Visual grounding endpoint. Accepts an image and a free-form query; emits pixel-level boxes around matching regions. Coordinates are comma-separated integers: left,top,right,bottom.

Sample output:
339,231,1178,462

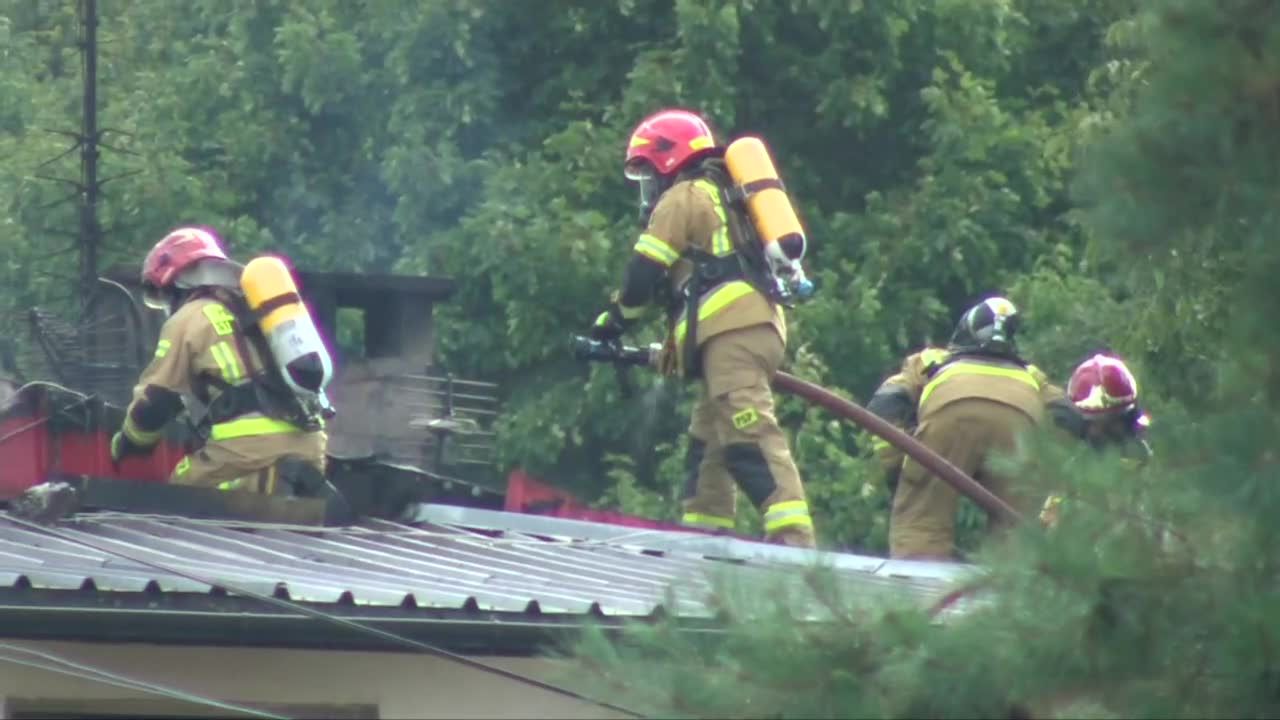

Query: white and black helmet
948,296,1020,357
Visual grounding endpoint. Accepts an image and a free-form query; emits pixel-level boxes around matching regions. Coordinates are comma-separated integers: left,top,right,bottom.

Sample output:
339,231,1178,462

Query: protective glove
110,430,153,467
1039,494,1064,530
589,305,631,343
1126,405,1151,431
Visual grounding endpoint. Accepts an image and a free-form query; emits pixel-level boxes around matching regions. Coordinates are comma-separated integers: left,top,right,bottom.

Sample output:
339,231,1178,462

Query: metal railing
23,280,149,407
396,372,500,470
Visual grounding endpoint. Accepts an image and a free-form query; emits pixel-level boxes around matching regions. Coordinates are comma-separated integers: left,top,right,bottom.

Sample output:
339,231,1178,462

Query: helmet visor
626,161,664,224
637,177,664,218
141,283,168,310
624,160,655,182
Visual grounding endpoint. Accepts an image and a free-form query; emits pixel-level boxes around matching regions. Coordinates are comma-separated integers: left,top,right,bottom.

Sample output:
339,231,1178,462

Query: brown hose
772,371,1024,525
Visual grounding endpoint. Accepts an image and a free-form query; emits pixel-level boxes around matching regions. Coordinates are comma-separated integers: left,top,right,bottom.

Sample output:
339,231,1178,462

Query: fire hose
570,336,1023,525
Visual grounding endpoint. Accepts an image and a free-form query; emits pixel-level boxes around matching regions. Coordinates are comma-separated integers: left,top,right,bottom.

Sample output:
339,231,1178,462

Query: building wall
324,357,433,462
0,640,626,720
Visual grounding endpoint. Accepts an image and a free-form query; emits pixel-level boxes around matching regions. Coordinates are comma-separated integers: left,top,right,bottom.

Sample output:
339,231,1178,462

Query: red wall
505,468,727,535
0,388,182,500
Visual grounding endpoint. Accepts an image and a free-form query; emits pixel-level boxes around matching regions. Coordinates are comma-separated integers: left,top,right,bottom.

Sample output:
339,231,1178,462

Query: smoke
627,377,681,485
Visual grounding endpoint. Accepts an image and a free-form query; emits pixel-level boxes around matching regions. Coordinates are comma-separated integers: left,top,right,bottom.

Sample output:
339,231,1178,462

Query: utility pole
78,0,101,311
25,0,148,395
76,0,103,381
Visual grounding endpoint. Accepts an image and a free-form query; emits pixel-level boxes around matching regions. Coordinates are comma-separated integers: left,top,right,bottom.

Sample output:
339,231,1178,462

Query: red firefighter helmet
624,109,717,223
1068,354,1139,415
624,109,717,179
141,226,230,308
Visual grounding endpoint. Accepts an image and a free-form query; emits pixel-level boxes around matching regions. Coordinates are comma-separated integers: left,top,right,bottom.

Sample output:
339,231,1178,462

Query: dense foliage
0,0,1201,553
4,1,1278,716
566,0,1280,717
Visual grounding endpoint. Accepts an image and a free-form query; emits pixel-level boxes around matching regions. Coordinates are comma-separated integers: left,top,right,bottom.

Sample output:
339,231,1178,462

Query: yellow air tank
240,256,334,413
724,136,808,267
724,136,814,300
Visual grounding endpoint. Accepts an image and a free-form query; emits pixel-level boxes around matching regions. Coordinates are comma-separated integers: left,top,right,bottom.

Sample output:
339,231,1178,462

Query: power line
1,514,641,718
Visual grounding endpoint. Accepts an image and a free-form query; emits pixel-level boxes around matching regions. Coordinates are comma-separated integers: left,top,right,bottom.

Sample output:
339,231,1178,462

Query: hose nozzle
569,336,660,367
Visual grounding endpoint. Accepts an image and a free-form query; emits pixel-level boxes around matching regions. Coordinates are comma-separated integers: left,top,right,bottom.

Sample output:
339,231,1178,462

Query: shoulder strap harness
677,159,787,379
193,289,321,438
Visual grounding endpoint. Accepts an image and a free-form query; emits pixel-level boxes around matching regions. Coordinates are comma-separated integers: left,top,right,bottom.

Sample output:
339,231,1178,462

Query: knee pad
724,442,776,508
276,456,326,497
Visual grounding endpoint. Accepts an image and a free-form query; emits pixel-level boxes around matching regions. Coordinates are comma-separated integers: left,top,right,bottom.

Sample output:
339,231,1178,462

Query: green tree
567,1,1280,716
408,0,1137,552
0,0,1181,555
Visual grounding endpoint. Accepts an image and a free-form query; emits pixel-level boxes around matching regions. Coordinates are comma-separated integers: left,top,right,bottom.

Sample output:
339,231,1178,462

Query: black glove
589,305,631,343
110,431,153,467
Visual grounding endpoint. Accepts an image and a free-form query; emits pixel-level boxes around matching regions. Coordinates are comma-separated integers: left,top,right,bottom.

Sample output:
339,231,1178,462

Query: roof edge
0,592,725,656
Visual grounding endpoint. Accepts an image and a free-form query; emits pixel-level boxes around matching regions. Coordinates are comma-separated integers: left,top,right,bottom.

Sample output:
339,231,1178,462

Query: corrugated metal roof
0,505,982,621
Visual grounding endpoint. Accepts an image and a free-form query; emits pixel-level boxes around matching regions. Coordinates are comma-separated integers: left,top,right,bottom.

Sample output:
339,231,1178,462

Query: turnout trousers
680,324,815,547
170,430,328,496
888,399,1033,560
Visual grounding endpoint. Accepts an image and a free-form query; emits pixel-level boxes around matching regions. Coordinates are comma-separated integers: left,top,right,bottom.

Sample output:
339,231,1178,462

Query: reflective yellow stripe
634,233,680,267
202,303,236,336
693,179,732,256
221,342,244,382
154,339,172,359
217,475,254,492
673,280,757,346
919,362,1040,408
123,416,161,445
209,342,243,384
920,348,950,370
209,416,302,442
209,343,233,382
763,500,814,533
681,513,736,530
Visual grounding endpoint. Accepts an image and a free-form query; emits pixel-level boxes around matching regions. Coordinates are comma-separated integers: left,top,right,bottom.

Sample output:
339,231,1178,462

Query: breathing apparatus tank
239,256,335,417
723,136,815,301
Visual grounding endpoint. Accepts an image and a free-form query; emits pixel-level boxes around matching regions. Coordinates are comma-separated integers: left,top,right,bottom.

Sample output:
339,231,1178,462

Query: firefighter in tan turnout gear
109,227,328,495
586,109,815,547
867,297,1071,560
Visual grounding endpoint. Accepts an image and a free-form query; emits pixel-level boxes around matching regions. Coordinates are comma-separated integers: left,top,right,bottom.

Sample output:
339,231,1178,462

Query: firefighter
1065,353,1151,456
109,226,328,495
866,297,1070,560
1039,353,1152,528
586,109,815,548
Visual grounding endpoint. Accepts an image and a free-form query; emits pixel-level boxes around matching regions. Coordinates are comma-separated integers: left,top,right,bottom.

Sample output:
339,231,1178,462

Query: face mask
142,286,167,311
143,286,177,317
637,177,663,224
625,162,666,225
